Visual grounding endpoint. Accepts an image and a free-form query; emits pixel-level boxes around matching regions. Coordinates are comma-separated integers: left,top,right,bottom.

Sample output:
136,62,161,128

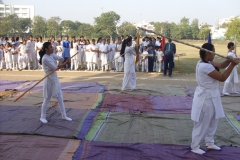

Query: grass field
173,40,240,74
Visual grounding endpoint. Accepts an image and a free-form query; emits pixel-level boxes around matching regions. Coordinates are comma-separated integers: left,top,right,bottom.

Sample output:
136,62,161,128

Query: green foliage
46,16,61,37
220,22,229,28
191,19,200,39
117,21,137,36
17,18,31,34
32,15,47,36
94,11,120,38
198,25,211,40
225,17,240,39
77,23,95,39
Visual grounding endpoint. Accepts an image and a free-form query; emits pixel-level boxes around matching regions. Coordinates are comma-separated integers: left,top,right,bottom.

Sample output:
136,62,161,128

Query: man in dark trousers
163,37,176,77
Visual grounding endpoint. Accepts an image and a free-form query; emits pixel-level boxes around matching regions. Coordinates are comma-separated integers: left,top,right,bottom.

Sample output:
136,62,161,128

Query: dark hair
120,36,132,57
227,42,234,49
200,43,214,63
97,37,102,43
39,42,51,65
200,43,219,71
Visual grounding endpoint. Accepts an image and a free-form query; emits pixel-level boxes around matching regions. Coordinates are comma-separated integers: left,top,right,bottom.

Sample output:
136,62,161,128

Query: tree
117,21,137,36
60,20,77,36
178,17,192,39
191,19,200,39
0,20,10,35
6,14,19,34
77,23,94,38
225,17,240,39
32,15,47,36
198,25,211,40
220,22,229,28
17,18,32,35
46,17,61,37
94,11,120,38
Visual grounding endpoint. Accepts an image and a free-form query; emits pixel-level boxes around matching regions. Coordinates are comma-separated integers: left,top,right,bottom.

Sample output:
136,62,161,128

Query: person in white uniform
114,38,123,72
110,38,116,71
99,39,109,71
0,44,4,71
96,38,102,70
191,43,240,155
70,37,79,70
89,39,98,71
26,35,36,70
36,37,43,69
17,40,28,71
121,37,136,91
155,46,164,73
38,42,72,123
11,43,18,70
141,46,148,72
4,42,12,71
222,42,239,95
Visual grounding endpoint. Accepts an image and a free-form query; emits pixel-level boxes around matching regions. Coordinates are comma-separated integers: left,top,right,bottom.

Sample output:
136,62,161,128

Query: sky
4,0,240,26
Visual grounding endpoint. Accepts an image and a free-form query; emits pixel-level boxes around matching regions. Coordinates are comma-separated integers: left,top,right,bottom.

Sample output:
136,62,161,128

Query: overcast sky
4,0,240,25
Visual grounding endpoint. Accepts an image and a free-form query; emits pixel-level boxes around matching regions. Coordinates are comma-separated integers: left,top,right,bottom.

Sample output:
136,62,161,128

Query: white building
218,16,240,26
133,21,155,35
210,27,226,40
0,0,34,19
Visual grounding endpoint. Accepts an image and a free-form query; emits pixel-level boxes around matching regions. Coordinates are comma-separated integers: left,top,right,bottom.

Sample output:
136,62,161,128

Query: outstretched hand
232,58,240,65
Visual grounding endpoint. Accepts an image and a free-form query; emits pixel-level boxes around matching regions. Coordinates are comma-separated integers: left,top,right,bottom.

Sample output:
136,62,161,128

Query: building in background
133,21,155,35
0,0,34,19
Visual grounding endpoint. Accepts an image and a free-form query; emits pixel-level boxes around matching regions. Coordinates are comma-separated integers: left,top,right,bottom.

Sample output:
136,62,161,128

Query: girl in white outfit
85,40,92,71
78,41,85,69
70,37,79,70
36,37,43,70
26,35,36,70
18,40,28,71
96,38,102,70
4,42,12,71
222,42,239,95
90,39,98,71
39,42,72,123
114,38,123,72
191,43,240,155
155,46,164,73
11,43,18,70
0,44,4,71
121,37,136,91
141,46,148,72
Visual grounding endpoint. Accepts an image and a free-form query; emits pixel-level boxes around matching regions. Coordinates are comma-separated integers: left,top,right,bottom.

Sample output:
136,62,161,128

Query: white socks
62,116,72,121
40,117,48,123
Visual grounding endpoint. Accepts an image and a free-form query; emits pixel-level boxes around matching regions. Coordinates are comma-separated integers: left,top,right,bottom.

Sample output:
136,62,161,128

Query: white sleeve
43,57,58,70
52,54,64,63
203,64,215,74
125,47,136,56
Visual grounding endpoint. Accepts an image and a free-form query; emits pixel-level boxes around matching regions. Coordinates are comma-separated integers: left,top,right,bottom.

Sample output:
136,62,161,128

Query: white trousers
71,59,79,70
41,92,67,119
191,99,218,150
6,61,12,69
0,60,3,69
122,72,136,91
115,62,123,72
156,62,162,72
223,75,237,93
142,59,148,72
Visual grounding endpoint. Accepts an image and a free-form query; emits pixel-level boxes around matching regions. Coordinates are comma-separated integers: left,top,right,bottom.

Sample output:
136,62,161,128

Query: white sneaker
62,116,72,121
232,91,239,94
207,144,221,150
191,149,206,155
222,92,230,96
40,118,48,123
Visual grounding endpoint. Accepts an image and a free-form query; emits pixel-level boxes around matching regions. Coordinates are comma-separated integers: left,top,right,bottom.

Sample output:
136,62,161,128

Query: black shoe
169,75,172,78
164,74,166,76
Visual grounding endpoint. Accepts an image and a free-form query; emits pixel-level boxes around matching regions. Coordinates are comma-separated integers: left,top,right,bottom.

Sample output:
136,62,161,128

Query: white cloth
191,98,219,150
90,44,98,63
18,44,28,70
122,46,136,91
52,41,57,54
36,42,43,60
26,40,35,60
191,61,225,122
141,51,148,72
114,44,123,62
0,49,3,69
225,52,238,83
77,44,85,63
56,46,63,57
100,44,109,69
156,51,163,72
42,54,64,98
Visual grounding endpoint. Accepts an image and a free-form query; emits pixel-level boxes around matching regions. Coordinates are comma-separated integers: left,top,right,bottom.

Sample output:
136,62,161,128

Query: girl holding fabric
39,42,72,124
191,43,239,155
222,42,239,95
121,36,136,91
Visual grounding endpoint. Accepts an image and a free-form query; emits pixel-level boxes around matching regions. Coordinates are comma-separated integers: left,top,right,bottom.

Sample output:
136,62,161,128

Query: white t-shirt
196,62,216,88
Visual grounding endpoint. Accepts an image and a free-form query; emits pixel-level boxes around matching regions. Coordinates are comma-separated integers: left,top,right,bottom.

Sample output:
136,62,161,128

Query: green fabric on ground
108,83,187,96
226,114,240,132
87,112,240,147
222,96,240,115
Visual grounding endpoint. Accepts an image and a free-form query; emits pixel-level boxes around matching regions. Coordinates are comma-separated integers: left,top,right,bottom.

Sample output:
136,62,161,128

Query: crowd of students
0,35,166,73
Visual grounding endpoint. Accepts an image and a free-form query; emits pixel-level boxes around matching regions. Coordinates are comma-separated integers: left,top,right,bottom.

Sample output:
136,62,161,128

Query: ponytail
120,36,132,57
39,42,51,65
